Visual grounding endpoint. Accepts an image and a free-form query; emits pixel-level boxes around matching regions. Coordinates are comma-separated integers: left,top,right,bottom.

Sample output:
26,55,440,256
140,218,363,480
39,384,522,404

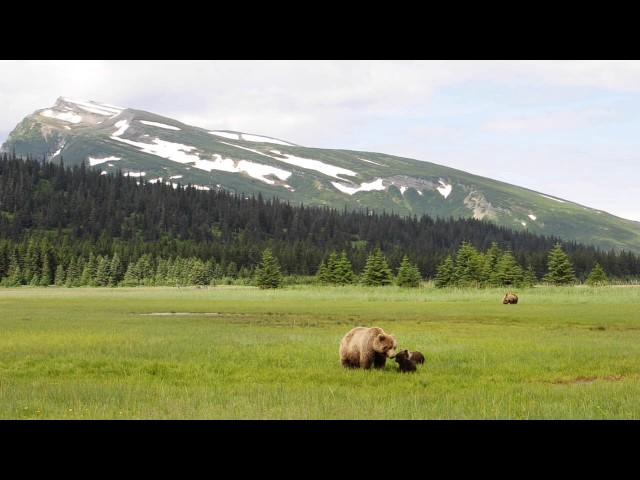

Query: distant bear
394,350,417,373
503,293,518,304
408,351,425,364
339,326,398,369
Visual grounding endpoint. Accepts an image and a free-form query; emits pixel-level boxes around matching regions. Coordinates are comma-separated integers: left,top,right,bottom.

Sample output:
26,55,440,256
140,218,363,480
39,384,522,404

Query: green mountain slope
3,97,639,252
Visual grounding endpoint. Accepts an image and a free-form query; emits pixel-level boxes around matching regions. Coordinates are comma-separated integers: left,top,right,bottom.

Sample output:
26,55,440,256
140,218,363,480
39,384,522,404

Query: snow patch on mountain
218,142,274,159
218,142,357,180
209,131,240,140
41,109,82,124
233,160,292,185
139,120,181,131
437,180,452,199
358,157,385,166
112,120,130,137
60,98,122,116
528,214,537,221
209,131,294,146
539,193,566,204
124,171,146,177
88,156,122,166
331,178,385,195
110,136,291,185
240,133,294,146
268,149,357,180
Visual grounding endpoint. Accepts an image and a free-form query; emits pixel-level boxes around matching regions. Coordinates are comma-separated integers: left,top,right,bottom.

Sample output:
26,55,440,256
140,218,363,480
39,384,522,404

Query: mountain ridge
3,96,639,253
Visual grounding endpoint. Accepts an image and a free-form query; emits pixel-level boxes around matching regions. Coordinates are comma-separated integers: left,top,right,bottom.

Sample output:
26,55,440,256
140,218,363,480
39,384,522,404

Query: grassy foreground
1,285,639,419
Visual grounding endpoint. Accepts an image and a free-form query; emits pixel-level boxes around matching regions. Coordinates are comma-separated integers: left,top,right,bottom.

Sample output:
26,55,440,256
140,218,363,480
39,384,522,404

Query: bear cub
408,351,425,364
394,350,417,373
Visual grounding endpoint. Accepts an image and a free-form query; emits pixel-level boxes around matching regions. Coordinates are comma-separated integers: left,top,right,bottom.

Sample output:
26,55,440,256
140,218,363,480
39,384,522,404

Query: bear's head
394,350,410,364
374,332,398,358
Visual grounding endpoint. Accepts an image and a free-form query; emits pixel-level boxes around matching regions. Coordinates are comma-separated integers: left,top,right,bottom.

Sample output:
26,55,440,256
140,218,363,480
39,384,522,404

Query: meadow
1,284,639,419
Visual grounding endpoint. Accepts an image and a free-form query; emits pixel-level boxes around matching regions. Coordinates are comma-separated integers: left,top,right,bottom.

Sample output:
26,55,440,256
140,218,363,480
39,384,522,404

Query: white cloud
484,107,616,134
3,60,640,144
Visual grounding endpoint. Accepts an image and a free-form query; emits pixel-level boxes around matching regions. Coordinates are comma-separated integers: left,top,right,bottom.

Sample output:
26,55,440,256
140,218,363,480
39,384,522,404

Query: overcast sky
1,60,639,221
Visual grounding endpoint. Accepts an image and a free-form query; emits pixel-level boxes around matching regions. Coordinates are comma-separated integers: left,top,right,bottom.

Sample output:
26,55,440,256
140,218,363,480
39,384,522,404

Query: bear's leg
341,351,359,368
360,353,374,369
373,353,386,369
341,358,356,368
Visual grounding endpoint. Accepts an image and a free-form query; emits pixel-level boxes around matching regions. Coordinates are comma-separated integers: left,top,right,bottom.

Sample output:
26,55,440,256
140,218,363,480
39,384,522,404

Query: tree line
0,152,638,287
432,241,610,288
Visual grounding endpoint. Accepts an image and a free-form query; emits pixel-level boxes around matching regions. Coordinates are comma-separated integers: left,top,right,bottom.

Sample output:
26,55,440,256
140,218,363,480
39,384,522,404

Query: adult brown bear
339,327,398,369
503,293,518,304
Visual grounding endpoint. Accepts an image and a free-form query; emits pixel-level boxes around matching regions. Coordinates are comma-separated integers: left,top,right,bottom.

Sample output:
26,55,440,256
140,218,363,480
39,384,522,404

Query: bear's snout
387,348,397,358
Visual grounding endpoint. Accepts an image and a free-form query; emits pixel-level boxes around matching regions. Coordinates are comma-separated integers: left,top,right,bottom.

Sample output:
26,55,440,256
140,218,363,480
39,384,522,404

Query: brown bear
339,326,398,369
503,293,518,304
408,351,425,364
394,350,417,373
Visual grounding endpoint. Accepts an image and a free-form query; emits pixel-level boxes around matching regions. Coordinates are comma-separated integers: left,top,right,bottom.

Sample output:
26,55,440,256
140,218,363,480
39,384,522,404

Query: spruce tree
326,252,339,284
481,242,502,285
523,264,538,287
434,255,455,288
24,239,40,285
122,262,140,287
543,244,577,285
65,257,80,287
489,251,524,287
587,263,609,286
205,259,217,281
38,253,52,286
94,256,111,287
334,251,354,285
453,242,482,287
54,264,66,286
212,263,225,281
5,255,23,286
81,254,98,286
396,255,422,287
109,253,124,286
361,248,393,286
239,266,252,279
135,255,154,285
226,261,238,279
190,258,210,286
316,259,331,284
255,248,283,289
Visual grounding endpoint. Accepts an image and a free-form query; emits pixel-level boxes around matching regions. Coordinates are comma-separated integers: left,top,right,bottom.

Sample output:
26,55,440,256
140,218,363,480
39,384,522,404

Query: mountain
3,96,640,253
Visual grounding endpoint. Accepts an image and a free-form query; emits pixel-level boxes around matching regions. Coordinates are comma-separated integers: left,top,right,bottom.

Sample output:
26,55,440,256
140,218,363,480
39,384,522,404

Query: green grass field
1,285,639,419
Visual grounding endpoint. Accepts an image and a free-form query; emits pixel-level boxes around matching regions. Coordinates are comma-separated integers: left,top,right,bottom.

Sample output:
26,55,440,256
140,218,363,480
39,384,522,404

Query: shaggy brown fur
503,293,518,304
408,351,425,364
394,350,417,373
339,327,398,369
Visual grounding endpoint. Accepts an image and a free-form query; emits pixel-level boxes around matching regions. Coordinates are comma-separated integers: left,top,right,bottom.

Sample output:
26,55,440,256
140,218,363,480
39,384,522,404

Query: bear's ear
378,334,386,341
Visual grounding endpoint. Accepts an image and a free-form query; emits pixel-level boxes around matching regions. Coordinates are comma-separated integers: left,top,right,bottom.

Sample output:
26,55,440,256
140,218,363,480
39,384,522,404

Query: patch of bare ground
551,375,625,385
139,312,250,316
